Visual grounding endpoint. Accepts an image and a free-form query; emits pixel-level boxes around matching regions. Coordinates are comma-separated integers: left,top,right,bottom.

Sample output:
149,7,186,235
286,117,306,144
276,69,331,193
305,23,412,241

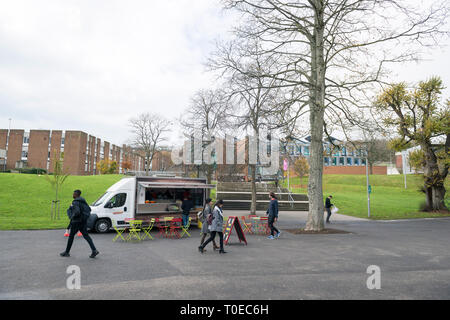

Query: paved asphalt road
1,211,449,300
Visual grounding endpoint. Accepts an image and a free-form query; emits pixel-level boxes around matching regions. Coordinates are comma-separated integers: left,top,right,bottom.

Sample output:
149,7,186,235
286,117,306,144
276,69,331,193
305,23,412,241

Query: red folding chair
168,218,182,239
155,218,168,238
240,216,253,234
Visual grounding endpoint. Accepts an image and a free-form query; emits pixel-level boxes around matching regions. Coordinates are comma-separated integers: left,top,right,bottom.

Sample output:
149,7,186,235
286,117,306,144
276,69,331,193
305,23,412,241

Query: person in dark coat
198,199,227,254
181,196,193,227
60,190,99,258
325,195,334,223
266,192,280,239
199,198,218,251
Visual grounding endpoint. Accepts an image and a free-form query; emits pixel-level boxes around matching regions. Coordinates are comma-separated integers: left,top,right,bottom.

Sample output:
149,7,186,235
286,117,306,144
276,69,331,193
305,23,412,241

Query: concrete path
0,213,449,300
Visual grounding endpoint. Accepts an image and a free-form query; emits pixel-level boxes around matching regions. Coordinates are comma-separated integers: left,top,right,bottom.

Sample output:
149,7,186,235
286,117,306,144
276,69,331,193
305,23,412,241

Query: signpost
366,156,371,218
401,150,408,189
283,159,289,191
223,216,247,245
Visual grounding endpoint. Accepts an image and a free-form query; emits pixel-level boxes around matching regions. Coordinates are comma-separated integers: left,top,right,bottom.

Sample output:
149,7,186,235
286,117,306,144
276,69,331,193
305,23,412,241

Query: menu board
223,216,247,245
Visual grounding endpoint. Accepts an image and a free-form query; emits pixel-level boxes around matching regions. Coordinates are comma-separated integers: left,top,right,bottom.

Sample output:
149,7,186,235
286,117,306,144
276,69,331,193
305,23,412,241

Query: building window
61,137,65,145
303,146,310,156
333,148,340,156
347,157,352,166
23,135,30,144
348,148,354,156
342,147,347,156
324,157,330,166
332,157,337,166
339,157,345,166
362,158,367,165
22,151,28,158
354,158,360,166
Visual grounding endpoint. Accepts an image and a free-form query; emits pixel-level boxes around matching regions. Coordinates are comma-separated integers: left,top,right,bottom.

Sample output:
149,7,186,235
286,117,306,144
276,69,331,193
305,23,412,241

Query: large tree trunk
206,165,212,198
305,3,326,231
250,164,257,214
423,145,447,211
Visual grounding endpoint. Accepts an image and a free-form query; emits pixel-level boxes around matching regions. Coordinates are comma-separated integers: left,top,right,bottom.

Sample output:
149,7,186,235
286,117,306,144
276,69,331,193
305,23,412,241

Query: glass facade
284,140,366,166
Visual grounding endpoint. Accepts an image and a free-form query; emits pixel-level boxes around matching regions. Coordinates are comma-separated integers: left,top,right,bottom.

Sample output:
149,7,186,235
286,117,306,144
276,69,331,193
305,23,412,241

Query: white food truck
89,176,215,233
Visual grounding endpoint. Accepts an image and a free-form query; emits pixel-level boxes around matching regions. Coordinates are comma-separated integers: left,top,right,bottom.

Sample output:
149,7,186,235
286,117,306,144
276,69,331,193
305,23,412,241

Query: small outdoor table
251,217,270,235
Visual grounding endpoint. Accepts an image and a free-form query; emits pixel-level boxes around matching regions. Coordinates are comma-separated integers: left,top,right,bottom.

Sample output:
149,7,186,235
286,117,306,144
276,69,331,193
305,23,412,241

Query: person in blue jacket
266,192,281,239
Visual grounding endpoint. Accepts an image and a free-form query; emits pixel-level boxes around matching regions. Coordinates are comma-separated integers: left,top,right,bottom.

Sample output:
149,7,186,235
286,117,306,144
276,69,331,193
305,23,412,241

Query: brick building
0,129,144,175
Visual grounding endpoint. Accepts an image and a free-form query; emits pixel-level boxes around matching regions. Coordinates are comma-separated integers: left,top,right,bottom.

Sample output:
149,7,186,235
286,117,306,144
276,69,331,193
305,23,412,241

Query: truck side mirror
105,202,113,209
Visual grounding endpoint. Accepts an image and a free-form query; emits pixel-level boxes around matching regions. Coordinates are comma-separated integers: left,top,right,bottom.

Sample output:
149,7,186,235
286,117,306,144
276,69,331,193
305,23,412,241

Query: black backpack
206,213,214,225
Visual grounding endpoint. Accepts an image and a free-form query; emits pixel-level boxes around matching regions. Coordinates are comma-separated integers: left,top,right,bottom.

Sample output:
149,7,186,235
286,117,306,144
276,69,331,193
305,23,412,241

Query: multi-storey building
0,129,144,175
283,136,389,175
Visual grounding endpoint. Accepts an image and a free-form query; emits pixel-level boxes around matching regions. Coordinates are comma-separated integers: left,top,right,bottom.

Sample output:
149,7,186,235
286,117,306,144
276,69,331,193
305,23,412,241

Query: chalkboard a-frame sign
223,216,247,245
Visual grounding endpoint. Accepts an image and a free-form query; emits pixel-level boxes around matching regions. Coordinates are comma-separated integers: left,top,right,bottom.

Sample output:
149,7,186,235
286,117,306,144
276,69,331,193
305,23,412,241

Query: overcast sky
0,0,449,147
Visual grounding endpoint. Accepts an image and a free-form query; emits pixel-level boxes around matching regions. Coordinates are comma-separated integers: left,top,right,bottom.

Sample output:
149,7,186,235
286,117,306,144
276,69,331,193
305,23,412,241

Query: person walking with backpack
198,199,227,254
60,190,99,258
266,192,280,239
199,198,219,251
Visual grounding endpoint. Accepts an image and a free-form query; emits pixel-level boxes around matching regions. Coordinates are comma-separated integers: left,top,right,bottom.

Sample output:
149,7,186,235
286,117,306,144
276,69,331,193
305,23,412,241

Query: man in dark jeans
325,195,334,223
61,190,99,258
181,196,193,228
267,192,280,239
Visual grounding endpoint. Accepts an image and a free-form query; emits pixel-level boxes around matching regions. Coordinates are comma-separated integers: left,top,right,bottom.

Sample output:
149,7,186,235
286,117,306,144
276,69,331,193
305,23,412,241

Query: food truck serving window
138,182,215,189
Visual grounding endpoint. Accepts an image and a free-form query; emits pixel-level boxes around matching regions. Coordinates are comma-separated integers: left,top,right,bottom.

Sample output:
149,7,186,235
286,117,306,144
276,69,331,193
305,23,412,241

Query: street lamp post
365,152,371,218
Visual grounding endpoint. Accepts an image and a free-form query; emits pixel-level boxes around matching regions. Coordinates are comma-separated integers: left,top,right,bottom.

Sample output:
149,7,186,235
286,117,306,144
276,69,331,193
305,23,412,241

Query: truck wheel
95,219,111,233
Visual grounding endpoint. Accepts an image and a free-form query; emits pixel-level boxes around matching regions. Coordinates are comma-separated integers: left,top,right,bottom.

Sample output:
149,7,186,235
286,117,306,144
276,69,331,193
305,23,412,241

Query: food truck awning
138,182,216,189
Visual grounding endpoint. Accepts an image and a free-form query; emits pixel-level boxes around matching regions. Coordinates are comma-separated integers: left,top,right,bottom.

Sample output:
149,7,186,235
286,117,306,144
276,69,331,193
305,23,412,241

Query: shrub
18,167,47,175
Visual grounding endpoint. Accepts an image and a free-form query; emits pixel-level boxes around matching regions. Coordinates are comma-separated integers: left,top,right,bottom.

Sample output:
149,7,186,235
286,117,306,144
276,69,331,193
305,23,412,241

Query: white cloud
0,0,448,147
0,0,236,145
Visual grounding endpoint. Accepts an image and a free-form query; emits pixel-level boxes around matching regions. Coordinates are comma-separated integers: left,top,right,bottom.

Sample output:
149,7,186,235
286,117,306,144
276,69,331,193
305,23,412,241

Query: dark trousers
268,218,279,236
200,231,223,251
65,222,97,253
182,214,189,227
326,208,332,222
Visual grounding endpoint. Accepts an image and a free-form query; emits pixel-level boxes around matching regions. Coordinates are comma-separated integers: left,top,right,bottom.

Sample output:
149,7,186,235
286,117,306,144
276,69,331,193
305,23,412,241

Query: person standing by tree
325,195,334,224
267,192,280,239
181,195,193,228
198,200,227,254
60,190,99,258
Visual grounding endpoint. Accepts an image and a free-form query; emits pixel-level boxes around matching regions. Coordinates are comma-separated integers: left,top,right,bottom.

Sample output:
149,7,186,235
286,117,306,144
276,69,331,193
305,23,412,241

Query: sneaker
64,232,69,237
60,252,70,257
219,250,227,254
267,235,275,240
276,231,281,238
77,232,82,237
90,250,99,259
198,246,204,254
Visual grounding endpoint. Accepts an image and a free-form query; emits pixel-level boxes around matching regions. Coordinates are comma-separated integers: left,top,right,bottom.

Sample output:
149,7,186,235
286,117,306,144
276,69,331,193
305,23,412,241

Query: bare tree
129,113,172,175
209,39,301,213
222,0,449,230
180,89,231,186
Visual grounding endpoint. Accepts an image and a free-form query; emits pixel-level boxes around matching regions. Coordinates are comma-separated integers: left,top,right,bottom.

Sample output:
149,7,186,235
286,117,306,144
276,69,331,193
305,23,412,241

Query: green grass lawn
0,173,449,230
281,174,450,220
0,173,123,230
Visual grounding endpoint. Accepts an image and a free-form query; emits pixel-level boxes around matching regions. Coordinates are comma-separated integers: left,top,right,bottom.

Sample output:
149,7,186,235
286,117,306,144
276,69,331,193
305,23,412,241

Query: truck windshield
92,192,111,207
